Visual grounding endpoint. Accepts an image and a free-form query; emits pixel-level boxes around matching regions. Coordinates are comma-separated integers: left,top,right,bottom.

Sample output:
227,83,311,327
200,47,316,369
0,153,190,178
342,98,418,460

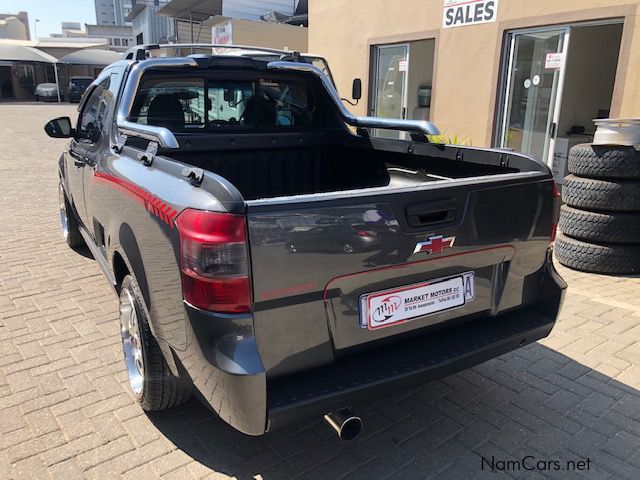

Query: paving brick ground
1,103,640,479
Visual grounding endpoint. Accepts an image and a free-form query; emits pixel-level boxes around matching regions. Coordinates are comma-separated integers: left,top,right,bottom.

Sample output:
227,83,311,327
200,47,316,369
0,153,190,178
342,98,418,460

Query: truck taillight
551,182,561,243
175,209,251,313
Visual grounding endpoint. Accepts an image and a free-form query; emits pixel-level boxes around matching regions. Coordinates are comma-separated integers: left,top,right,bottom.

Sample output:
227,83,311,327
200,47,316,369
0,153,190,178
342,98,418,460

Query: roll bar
267,62,440,137
115,57,440,149
116,57,198,149
123,43,300,60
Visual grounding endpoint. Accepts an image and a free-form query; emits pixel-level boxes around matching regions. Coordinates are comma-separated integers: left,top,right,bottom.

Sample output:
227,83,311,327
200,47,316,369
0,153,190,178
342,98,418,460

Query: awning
158,0,222,21
0,43,57,63
57,49,122,66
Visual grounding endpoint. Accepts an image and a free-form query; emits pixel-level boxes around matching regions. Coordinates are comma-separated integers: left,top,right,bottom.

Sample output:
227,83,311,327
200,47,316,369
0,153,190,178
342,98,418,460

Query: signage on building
545,52,564,69
213,22,233,45
443,0,499,28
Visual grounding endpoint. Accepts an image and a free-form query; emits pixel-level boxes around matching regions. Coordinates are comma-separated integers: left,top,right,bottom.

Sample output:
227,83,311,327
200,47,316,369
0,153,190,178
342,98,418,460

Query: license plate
360,272,475,330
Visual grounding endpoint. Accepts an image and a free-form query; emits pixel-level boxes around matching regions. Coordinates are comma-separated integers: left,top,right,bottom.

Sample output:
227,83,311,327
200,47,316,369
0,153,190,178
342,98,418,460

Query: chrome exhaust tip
324,409,362,440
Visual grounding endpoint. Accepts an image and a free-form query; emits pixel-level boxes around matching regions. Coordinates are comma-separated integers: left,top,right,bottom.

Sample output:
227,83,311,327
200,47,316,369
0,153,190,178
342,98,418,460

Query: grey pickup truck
46,44,566,439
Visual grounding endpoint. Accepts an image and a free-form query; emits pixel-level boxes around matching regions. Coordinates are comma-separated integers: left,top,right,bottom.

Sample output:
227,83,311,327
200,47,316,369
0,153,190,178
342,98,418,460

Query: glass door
500,28,570,165
371,44,410,139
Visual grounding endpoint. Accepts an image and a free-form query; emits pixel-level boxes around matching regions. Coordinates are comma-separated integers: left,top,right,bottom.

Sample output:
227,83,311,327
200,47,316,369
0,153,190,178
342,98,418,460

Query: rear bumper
266,249,566,431
183,249,565,435
268,299,559,430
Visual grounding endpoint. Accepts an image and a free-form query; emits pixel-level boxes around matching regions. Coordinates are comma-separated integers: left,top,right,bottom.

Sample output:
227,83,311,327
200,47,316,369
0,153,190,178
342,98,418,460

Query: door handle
70,149,86,167
406,199,457,227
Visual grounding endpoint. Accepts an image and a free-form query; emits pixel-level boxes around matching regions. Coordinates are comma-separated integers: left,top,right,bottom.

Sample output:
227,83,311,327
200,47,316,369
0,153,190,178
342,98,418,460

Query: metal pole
53,63,61,103
190,12,194,54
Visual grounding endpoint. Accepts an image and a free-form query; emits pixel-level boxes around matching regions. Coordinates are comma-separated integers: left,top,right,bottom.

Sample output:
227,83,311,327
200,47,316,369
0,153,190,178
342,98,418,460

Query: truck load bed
163,133,520,200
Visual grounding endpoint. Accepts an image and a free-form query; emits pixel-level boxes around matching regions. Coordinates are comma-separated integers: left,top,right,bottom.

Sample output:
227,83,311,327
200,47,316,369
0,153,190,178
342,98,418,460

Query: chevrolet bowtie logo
413,235,456,255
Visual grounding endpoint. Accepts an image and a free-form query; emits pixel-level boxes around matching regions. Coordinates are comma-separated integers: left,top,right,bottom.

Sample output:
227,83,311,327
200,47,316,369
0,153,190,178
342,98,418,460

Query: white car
35,83,59,102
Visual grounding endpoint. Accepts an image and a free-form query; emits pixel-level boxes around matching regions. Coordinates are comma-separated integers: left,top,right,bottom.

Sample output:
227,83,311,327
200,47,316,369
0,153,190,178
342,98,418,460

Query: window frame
75,69,123,147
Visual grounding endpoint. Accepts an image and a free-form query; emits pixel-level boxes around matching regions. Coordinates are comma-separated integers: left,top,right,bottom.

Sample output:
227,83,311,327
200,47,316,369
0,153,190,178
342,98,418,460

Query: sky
1,0,97,38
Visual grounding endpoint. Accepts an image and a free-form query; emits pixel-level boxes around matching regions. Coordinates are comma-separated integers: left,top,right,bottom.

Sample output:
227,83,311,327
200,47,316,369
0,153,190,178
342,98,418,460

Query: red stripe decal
93,172,177,228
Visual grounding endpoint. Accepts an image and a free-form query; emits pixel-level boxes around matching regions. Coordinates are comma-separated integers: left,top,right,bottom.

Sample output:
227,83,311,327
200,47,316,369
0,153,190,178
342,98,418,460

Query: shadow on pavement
71,244,94,260
147,343,640,479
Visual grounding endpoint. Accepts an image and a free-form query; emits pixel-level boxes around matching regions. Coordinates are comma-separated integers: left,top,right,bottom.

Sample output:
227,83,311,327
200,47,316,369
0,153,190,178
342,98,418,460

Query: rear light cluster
175,209,252,313
551,182,561,243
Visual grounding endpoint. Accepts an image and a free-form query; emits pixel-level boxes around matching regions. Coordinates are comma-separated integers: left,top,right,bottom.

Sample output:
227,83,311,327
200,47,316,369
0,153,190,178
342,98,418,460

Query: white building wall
0,17,28,40
222,0,298,20
132,4,173,44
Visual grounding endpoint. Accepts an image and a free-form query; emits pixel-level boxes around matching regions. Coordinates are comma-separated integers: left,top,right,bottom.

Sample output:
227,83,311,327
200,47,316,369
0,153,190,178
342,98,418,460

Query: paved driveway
1,103,640,479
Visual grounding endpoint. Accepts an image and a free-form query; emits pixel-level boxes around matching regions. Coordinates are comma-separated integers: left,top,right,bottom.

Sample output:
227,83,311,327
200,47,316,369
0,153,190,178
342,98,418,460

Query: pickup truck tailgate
247,176,554,377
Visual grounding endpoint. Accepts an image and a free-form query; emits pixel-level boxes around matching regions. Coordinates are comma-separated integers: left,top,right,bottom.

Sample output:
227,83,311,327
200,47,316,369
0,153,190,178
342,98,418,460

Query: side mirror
352,78,362,101
44,117,74,138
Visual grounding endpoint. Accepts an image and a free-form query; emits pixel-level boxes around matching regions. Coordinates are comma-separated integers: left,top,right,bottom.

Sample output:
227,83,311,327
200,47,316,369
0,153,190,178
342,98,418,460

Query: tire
119,275,190,411
562,175,640,212
554,232,640,274
568,144,640,179
59,183,84,248
559,205,640,244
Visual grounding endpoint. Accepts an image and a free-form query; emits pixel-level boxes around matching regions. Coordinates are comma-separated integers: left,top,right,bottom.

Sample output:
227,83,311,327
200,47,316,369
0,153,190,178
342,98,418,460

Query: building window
123,39,129,46
45,65,56,83
114,38,121,46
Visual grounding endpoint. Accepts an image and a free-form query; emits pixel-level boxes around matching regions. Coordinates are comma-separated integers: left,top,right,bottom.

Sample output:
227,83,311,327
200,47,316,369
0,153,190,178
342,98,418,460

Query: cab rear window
131,76,316,131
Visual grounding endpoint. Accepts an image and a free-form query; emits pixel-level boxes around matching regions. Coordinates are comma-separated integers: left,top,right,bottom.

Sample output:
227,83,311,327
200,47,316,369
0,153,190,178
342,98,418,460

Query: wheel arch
113,222,151,308
113,251,129,293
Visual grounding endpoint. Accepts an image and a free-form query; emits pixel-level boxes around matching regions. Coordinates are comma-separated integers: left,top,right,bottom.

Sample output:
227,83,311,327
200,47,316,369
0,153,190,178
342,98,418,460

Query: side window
77,77,113,143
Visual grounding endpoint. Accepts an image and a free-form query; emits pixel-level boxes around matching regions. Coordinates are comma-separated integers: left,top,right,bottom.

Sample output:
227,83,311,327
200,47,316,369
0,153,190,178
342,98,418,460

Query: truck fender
117,222,150,307
113,223,181,376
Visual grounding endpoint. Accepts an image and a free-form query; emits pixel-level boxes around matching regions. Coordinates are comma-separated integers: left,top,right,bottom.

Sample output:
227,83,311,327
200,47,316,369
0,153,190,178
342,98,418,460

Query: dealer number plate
360,272,475,330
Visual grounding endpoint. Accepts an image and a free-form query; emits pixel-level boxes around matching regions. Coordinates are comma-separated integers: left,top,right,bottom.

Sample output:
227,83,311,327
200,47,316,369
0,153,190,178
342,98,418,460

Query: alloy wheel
59,184,69,241
120,288,144,396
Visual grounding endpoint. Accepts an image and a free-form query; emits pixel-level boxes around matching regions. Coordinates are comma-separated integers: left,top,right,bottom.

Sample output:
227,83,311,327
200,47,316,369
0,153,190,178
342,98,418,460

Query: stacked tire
555,144,640,274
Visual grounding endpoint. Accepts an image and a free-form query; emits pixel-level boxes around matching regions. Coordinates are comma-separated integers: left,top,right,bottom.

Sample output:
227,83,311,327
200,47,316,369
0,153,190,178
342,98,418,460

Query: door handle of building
549,122,558,139
402,107,407,119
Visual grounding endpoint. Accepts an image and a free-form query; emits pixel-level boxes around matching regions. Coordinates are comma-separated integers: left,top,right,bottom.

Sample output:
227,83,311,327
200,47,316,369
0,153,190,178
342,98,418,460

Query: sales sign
443,0,499,29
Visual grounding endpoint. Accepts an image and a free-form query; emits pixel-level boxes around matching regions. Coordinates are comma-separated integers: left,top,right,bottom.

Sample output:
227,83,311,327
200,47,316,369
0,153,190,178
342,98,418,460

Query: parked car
67,76,94,103
34,83,59,102
45,44,566,439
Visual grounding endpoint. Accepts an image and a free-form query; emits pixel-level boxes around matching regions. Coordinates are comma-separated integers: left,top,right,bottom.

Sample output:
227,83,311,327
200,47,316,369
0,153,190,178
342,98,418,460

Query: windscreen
131,76,317,131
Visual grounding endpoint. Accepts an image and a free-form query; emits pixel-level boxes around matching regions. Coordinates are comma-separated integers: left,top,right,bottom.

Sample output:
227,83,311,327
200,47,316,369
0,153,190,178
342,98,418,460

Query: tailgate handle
406,200,457,227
